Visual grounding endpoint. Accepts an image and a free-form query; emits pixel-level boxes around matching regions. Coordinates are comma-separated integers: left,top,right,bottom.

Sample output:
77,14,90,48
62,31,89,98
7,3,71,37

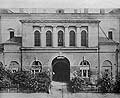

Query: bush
0,65,12,90
113,72,120,93
68,77,86,93
11,71,51,93
97,73,113,93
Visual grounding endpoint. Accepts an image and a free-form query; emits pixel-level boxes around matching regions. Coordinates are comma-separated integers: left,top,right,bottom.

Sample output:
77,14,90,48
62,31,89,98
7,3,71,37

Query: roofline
99,42,119,45
3,42,21,46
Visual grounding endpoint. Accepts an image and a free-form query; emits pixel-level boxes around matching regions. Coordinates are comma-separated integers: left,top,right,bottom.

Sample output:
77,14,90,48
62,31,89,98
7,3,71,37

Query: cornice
20,19,100,23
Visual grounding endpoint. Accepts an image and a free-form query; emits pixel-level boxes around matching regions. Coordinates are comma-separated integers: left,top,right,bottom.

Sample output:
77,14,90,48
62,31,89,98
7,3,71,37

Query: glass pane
108,31,112,40
81,30,87,46
70,31,75,46
83,70,87,77
46,31,52,46
10,31,14,38
34,31,40,46
58,31,64,46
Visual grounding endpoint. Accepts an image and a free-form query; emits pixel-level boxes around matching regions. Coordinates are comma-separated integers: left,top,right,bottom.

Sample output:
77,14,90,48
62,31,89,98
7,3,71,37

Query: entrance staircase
49,81,70,98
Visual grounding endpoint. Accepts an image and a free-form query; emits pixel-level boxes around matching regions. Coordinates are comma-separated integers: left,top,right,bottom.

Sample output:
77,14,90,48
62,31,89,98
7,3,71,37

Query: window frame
108,31,113,40
69,30,76,46
46,31,52,47
81,30,88,47
34,30,41,46
58,30,64,47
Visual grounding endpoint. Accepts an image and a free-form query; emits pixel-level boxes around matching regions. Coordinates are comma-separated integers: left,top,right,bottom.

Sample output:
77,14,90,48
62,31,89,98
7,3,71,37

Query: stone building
0,8,119,84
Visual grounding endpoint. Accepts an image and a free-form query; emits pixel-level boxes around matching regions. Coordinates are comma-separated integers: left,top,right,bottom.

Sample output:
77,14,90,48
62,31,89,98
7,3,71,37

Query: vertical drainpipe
116,48,119,78
116,17,120,77
0,15,5,67
20,22,23,71
98,21,100,80
119,17,120,74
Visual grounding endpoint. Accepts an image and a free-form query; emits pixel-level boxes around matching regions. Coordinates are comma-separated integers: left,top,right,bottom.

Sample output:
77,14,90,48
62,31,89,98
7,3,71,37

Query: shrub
0,65,12,90
113,72,120,93
68,77,86,93
97,73,113,93
11,71,51,93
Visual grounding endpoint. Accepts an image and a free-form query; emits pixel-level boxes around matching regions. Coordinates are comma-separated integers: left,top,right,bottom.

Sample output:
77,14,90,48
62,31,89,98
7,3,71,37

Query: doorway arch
52,56,70,82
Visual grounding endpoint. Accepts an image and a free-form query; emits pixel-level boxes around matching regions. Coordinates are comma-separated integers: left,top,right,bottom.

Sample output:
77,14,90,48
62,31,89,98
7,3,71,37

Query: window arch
46,31,52,46
81,30,88,47
58,30,64,46
32,61,42,66
80,60,90,66
79,60,90,78
34,30,41,46
102,60,112,67
69,30,75,46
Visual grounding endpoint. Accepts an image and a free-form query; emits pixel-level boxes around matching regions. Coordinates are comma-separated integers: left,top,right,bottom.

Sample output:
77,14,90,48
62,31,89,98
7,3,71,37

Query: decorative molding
20,19,100,23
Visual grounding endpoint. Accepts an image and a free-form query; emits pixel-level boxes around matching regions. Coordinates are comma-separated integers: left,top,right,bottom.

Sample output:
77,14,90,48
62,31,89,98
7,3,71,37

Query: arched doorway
52,56,70,82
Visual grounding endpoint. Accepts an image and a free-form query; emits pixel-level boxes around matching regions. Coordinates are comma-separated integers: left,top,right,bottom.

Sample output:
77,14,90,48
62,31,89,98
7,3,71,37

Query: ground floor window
31,60,42,74
79,69,90,78
31,69,41,74
80,60,90,78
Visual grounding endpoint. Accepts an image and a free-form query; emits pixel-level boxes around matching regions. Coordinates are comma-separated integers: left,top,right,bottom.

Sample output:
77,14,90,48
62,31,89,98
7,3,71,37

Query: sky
0,0,120,8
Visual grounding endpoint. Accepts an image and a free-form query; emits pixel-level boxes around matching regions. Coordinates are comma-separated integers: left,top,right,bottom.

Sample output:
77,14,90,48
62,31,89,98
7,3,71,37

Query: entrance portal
52,56,70,82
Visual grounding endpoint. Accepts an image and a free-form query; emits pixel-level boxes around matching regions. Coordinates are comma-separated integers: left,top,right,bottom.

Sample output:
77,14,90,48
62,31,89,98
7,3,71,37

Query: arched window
31,61,42,74
69,30,75,46
9,61,20,73
34,30,40,46
80,60,90,78
102,60,112,77
58,30,64,46
81,30,88,47
46,31,52,46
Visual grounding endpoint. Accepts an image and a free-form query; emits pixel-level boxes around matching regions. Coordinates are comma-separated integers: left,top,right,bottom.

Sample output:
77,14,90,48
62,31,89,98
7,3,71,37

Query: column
76,27,81,47
86,70,88,78
81,70,83,77
41,26,46,47
53,26,58,47
65,26,69,47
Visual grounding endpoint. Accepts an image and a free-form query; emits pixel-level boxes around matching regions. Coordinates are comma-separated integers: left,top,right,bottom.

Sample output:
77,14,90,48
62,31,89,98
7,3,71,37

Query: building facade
0,8,119,84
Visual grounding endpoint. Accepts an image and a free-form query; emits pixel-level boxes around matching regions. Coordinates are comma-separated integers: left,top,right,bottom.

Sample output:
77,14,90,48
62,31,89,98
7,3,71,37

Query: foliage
68,77,86,93
0,66,12,89
11,71,51,93
113,72,120,93
97,73,113,93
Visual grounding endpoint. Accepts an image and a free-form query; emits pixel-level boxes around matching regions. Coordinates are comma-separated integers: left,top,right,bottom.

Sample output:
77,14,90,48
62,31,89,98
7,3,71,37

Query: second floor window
81,30,88,47
10,31,14,39
34,31,41,46
69,30,75,46
46,31,52,46
58,30,64,46
108,31,113,40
